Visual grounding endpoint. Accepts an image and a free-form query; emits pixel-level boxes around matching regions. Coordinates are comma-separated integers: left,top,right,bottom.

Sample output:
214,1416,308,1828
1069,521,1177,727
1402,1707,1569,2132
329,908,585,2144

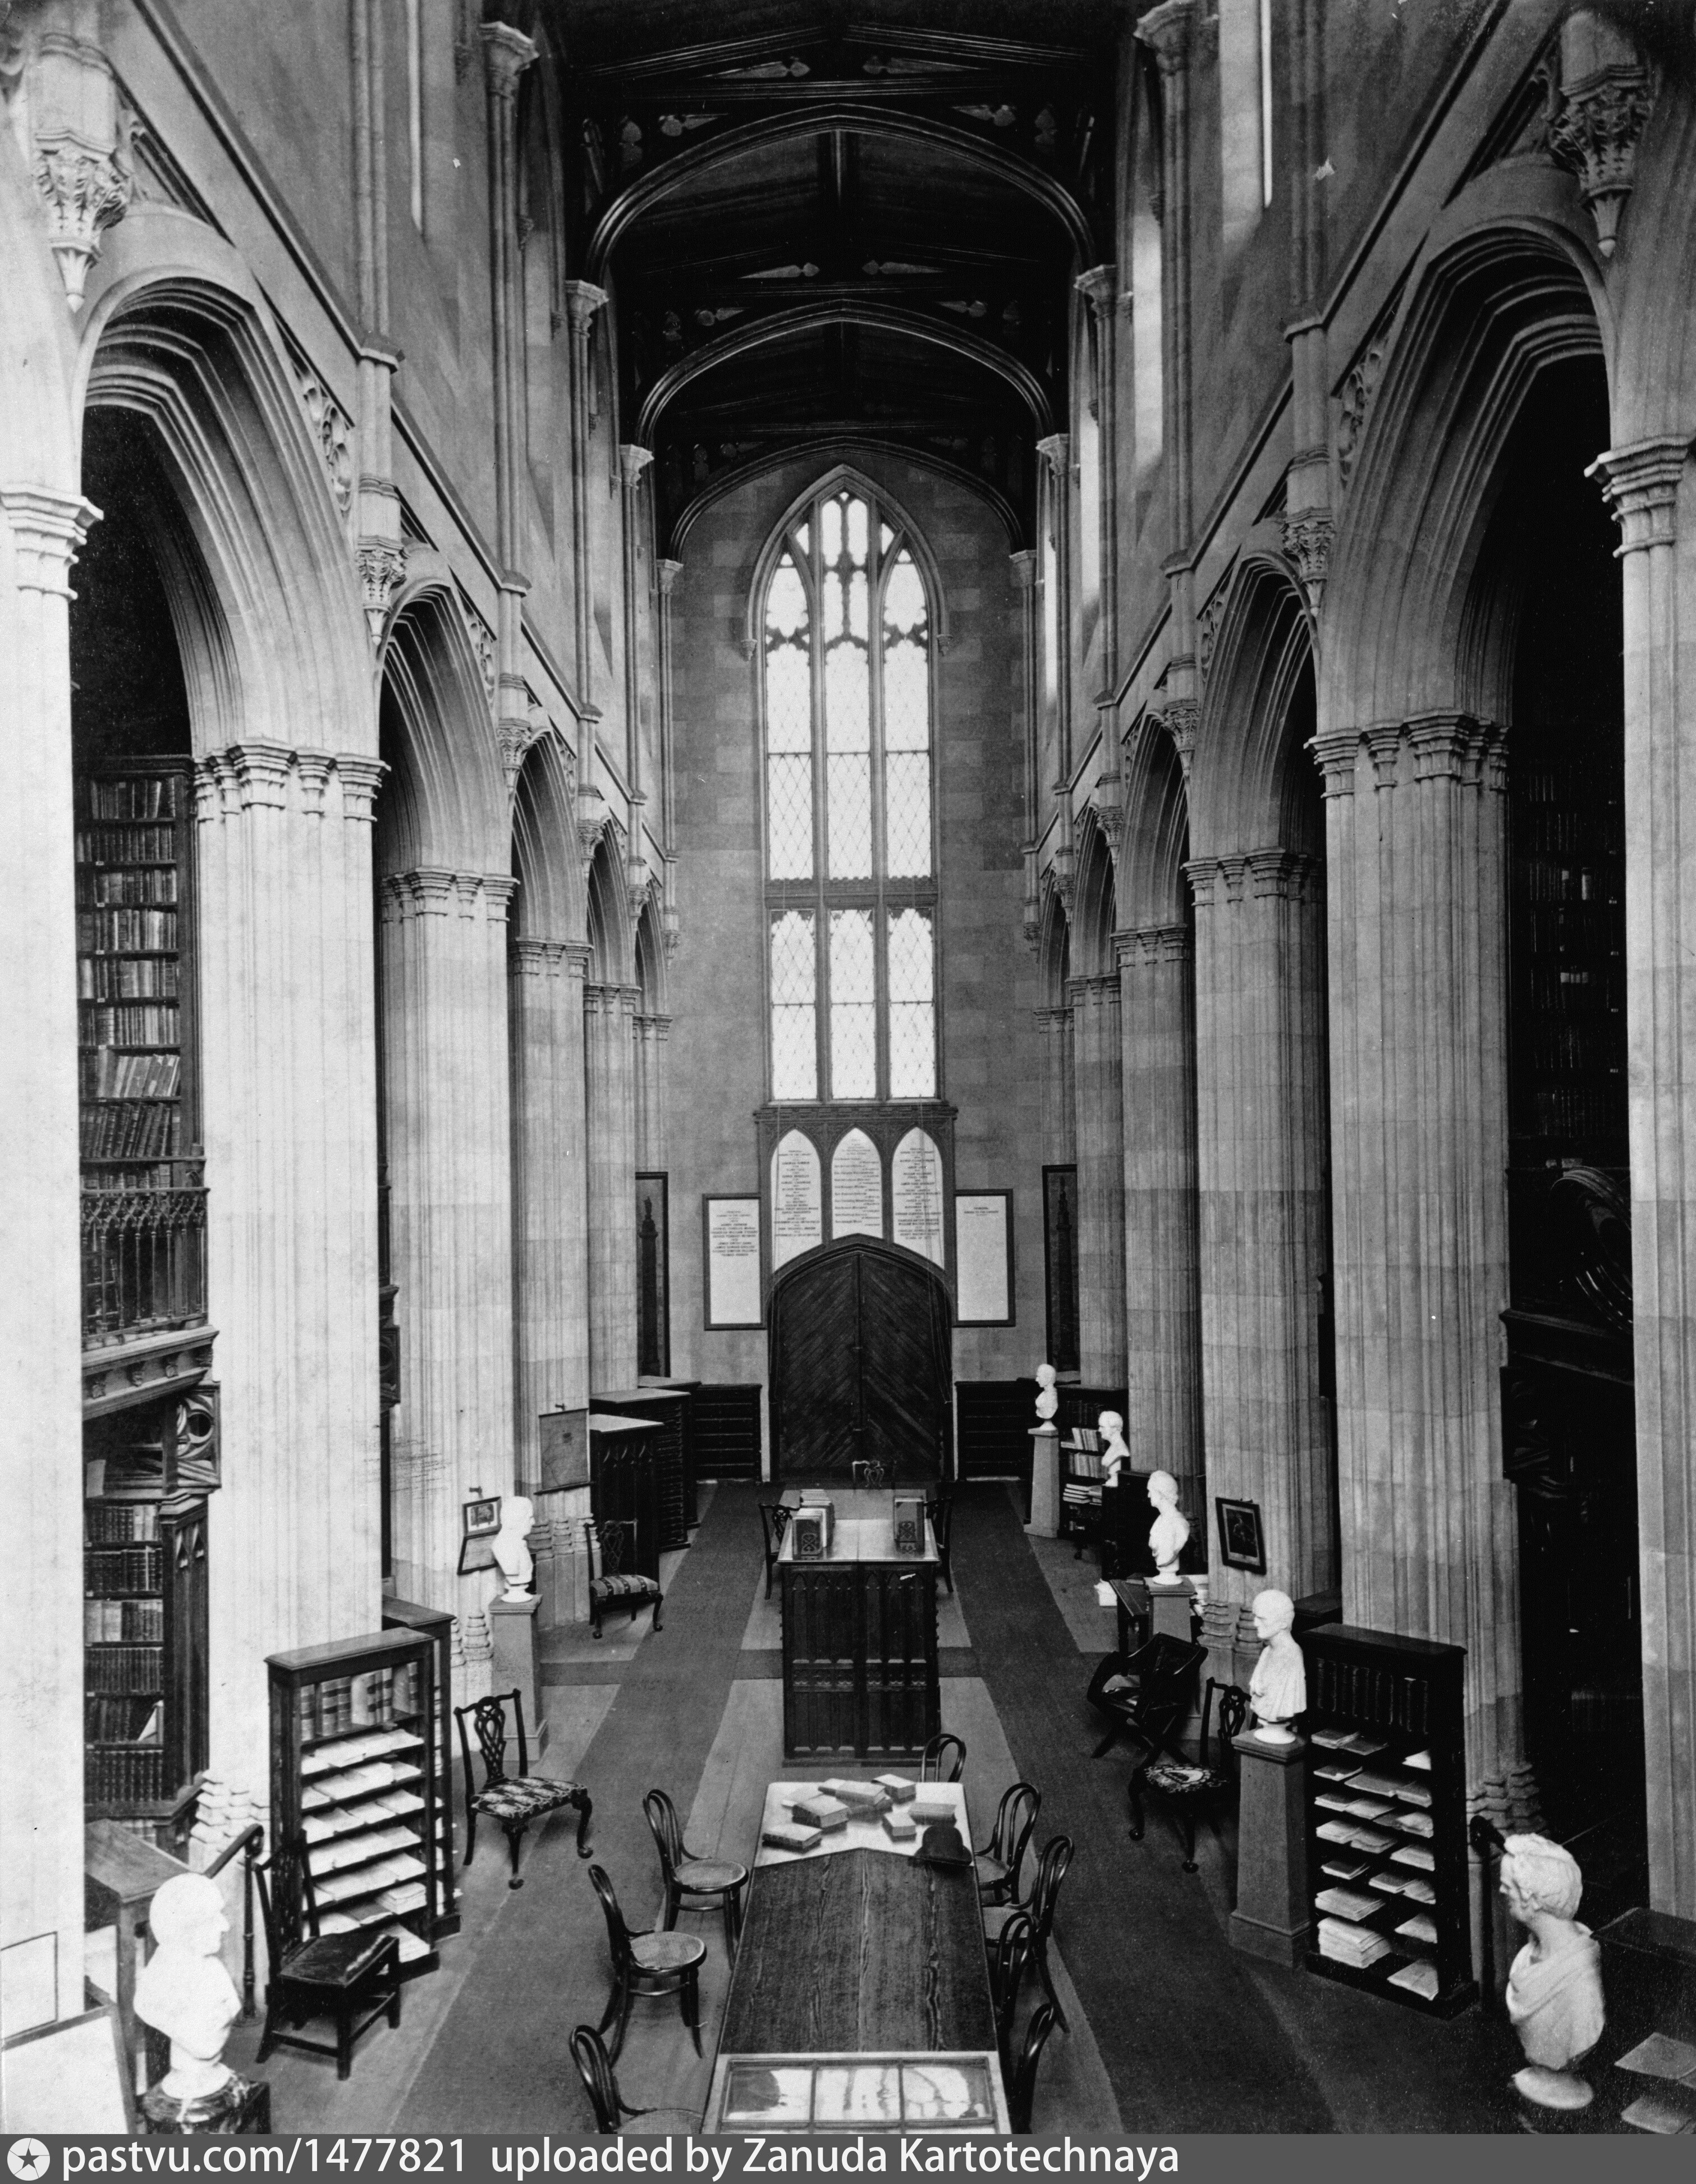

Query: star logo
7,2142,51,2181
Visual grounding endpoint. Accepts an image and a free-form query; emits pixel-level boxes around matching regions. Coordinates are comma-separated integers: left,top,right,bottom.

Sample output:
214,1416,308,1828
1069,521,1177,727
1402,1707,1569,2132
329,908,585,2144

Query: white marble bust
491,1494,535,1600
133,1874,239,2101
1034,1362,1058,1427
1145,1469,1189,1585
1247,1588,1307,1741
1501,1834,1605,2109
1098,1411,1130,1481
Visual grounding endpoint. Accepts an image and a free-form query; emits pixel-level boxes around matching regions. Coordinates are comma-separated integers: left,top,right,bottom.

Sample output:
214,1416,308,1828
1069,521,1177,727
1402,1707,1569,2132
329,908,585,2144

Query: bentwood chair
920,1731,967,1783
1127,1677,1249,1872
253,1838,403,2080
1007,2003,1060,2133
642,1787,749,1955
589,1519,664,1639
974,1781,1041,1907
569,2024,705,2136
989,1909,1033,2073
757,1501,793,1599
984,1835,1073,2032
454,1688,593,1887
925,1482,956,1595
589,1864,706,2063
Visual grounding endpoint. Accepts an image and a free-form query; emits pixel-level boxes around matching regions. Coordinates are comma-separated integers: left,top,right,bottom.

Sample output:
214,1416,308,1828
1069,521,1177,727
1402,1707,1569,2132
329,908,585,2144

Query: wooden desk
778,1507,939,1760
85,1820,191,2088
704,1833,1006,2133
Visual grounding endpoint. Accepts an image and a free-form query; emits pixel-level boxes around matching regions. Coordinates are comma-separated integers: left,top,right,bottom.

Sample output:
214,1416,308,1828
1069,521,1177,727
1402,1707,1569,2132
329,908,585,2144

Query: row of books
85,1545,163,1596
76,825,178,864
86,1644,165,1694
80,868,180,908
79,907,179,953
88,1744,171,1806
82,1051,181,1099
85,1696,163,1744
1310,1664,1432,1740
81,1101,181,1160
86,1503,161,1544
85,1597,164,1643
79,955,181,1001
79,1003,180,1048
297,1669,420,1742
85,779,178,821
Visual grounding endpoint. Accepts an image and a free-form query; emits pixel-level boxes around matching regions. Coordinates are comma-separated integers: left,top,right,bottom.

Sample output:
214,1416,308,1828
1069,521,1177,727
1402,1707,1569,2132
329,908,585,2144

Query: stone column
562,280,608,770
585,980,639,1391
1316,718,1529,1815
1592,437,1696,1915
380,869,517,1638
1037,1002,1076,1164
0,486,97,2018
1070,972,1127,1385
1011,550,1040,945
1138,0,1199,712
1189,850,1332,1605
1117,922,1203,1507
1076,264,1120,684
1037,435,1076,901
510,937,592,1493
634,1010,670,1171
655,558,682,953
619,446,654,882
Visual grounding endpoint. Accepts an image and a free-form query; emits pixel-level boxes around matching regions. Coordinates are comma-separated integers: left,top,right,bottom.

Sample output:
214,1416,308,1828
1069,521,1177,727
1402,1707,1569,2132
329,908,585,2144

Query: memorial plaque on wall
831,1127,883,1240
955,1192,1012,1324
891,1127,945,1265
770,1130,823,1269
704,1196,763,1326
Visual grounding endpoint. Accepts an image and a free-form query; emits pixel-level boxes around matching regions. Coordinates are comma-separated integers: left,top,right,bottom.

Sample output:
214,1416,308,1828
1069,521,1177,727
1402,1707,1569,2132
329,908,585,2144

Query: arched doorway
769,1240,951,1482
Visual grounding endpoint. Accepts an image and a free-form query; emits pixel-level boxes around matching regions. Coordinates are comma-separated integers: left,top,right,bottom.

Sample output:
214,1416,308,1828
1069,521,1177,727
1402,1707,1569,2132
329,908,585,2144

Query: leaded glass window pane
767,553,808,639
824,643,871,877
770,909,817,1100
829,909,877,1100
766,643,812,753
884,552,925,637
767,754,813,878
888,908,936,1097
884,753,930,878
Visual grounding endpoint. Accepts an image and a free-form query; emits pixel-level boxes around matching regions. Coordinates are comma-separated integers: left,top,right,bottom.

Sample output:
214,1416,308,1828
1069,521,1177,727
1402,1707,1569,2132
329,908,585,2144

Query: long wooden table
703,1781,1007,2133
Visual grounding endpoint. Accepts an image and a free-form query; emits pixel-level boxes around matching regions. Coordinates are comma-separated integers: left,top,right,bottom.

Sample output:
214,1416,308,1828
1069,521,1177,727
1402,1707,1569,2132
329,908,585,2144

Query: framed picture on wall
703,1194,763,1328
955,1190,1014,1325
1042,1164,1079,1374
457,1493,502,1575
637,1171,670,1376
1216,1496,1267,1575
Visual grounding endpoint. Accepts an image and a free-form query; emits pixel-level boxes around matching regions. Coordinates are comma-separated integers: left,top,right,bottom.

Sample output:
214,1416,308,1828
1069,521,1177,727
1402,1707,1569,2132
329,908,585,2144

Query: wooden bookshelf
267,1631,446,1982
1302,1624,1475,2016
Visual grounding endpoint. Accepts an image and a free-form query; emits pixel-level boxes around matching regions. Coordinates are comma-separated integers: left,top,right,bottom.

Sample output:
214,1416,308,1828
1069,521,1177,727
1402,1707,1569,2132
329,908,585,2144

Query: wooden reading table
703,1782,1008,2133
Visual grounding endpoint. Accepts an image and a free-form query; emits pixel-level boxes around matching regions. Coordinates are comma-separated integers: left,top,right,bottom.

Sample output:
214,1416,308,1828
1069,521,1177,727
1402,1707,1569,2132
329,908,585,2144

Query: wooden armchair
1127,1677,1249,1872
1084,1632,1206,1760
252,1838,402,2081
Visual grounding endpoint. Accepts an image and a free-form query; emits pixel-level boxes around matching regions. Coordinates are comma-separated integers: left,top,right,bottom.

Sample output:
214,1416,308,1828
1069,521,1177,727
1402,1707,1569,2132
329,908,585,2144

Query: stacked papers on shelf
763,1821,822,1853
1399,1878,1436,1904
1404,1749,1432,1770
1322,1857,1373,1881
1318,1916,1390,1969
1317,1821,1358,1845
1391,1844,1436,1872
1309,1730,1387,1756
1369,1874,1406,1895
1315,1886,1383,1921
1316,1794,1355,1814
1314,1762,1362,1783
1387,1960,1440,2000
1348,1826,1396,1853
370,1789,425,1817
1388,1810,1435,1837
376,1883,427,1915
301,1728,423,1776
1395,1913,1438,1945
1346,1796,1394,1819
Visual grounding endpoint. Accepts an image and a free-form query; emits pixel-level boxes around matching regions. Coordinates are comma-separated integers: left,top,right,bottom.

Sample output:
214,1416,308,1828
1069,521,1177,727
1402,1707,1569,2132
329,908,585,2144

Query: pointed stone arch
379,569,509,877
511,730,586,944
1191,539,1317,859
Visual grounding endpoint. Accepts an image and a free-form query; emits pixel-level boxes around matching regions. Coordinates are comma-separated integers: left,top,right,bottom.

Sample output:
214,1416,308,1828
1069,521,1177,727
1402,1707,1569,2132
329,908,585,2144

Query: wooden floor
228,1481,1547,2134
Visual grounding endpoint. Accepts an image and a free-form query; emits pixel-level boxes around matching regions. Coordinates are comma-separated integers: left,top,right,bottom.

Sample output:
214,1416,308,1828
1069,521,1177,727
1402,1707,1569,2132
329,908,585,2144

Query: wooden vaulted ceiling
542,4,1116,551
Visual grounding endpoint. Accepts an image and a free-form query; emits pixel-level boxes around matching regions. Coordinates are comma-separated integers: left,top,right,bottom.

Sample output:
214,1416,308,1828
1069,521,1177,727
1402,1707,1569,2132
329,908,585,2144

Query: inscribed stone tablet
891,1127,945,1264
831,1126,883,1239
771,1130,823,1268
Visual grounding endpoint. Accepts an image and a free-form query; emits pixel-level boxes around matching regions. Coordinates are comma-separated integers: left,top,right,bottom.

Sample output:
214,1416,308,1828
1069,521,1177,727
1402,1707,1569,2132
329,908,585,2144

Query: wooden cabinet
267,1629,446,1980
593,1386,693,1551
780,1510,939,1760
588,1412,663,1579
691,1383,763,1482
1301,1624,1474,2016
379,1597,460,1939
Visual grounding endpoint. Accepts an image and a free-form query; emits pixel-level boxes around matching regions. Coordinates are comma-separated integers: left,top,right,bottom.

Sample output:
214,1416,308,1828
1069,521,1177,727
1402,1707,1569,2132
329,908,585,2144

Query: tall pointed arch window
763,484,938,1102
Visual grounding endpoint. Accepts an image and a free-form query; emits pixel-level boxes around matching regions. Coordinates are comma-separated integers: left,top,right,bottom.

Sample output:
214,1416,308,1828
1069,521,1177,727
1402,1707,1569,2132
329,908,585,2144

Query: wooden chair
569,2023,704,2136
1127,1678,1249,1872
984,1834,1072,2032
926,1482,956,1595
1084,1632,1206,1760
920,1730,966,1782
590,1518,664,1639
589,1864,706,2063
643,1787,749,1955
252,1838,402,2081
454,1689,593,1888
989,1908,1033,2073
852,1457,892,1487
757,1501,793,1599
1007,2003,1060,2134
974,1780,1041,1907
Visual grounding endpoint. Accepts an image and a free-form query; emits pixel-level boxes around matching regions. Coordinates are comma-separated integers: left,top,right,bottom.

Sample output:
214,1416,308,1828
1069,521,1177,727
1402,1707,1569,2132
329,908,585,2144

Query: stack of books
1317,1915,1390,1970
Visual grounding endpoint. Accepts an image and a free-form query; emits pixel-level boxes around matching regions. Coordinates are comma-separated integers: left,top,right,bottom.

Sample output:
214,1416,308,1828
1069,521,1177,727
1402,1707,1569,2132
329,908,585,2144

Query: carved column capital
1135,0,1195,76
562,279,609,343
1309,726,1362,799
1036,432,1071,484
0,484,99,596
478,21,537,103
1406,713,1504,790
1281,509,1334,617
5,28,136,310
1074,263,1119,317
1159,697,1199,781
357,539,407,642
1008,548,1037,590
618,442,655,493
1115,923,1190,972
656,556,682,597
335,755,388,823
1588,437,1688,553
1547,15,1656,262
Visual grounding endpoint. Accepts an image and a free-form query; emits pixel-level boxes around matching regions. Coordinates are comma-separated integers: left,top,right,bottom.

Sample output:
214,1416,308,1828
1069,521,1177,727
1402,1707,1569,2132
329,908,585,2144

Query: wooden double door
769,1240,951,1481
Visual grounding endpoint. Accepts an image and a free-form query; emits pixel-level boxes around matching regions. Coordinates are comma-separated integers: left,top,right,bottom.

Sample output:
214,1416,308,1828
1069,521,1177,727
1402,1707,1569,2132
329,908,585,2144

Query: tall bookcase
1302,1624,1475,2016
268,1631,447,1980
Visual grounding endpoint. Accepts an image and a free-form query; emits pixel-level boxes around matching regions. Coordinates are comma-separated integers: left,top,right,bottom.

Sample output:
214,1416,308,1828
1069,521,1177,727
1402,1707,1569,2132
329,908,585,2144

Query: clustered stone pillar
1592,436,1696,1916
634,1010,670,1173
509,937,592,1492
1317,717,1530,1817
197,746,386,1800
1189,849,1333,1606
1070,972,1127,1385
379,869,517,1648
1037,1001,1076,1165
585,979,639,1391
1117,922,1203,1508
0,486,97,2019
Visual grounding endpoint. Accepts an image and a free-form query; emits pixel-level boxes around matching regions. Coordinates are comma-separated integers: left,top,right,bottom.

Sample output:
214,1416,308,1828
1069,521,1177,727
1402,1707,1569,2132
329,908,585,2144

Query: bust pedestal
1145,1575,1195,1643
1229,1730,1310,1967
490,1595,547,1762
1026,1426,1060,1539
141,2076,271,2135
